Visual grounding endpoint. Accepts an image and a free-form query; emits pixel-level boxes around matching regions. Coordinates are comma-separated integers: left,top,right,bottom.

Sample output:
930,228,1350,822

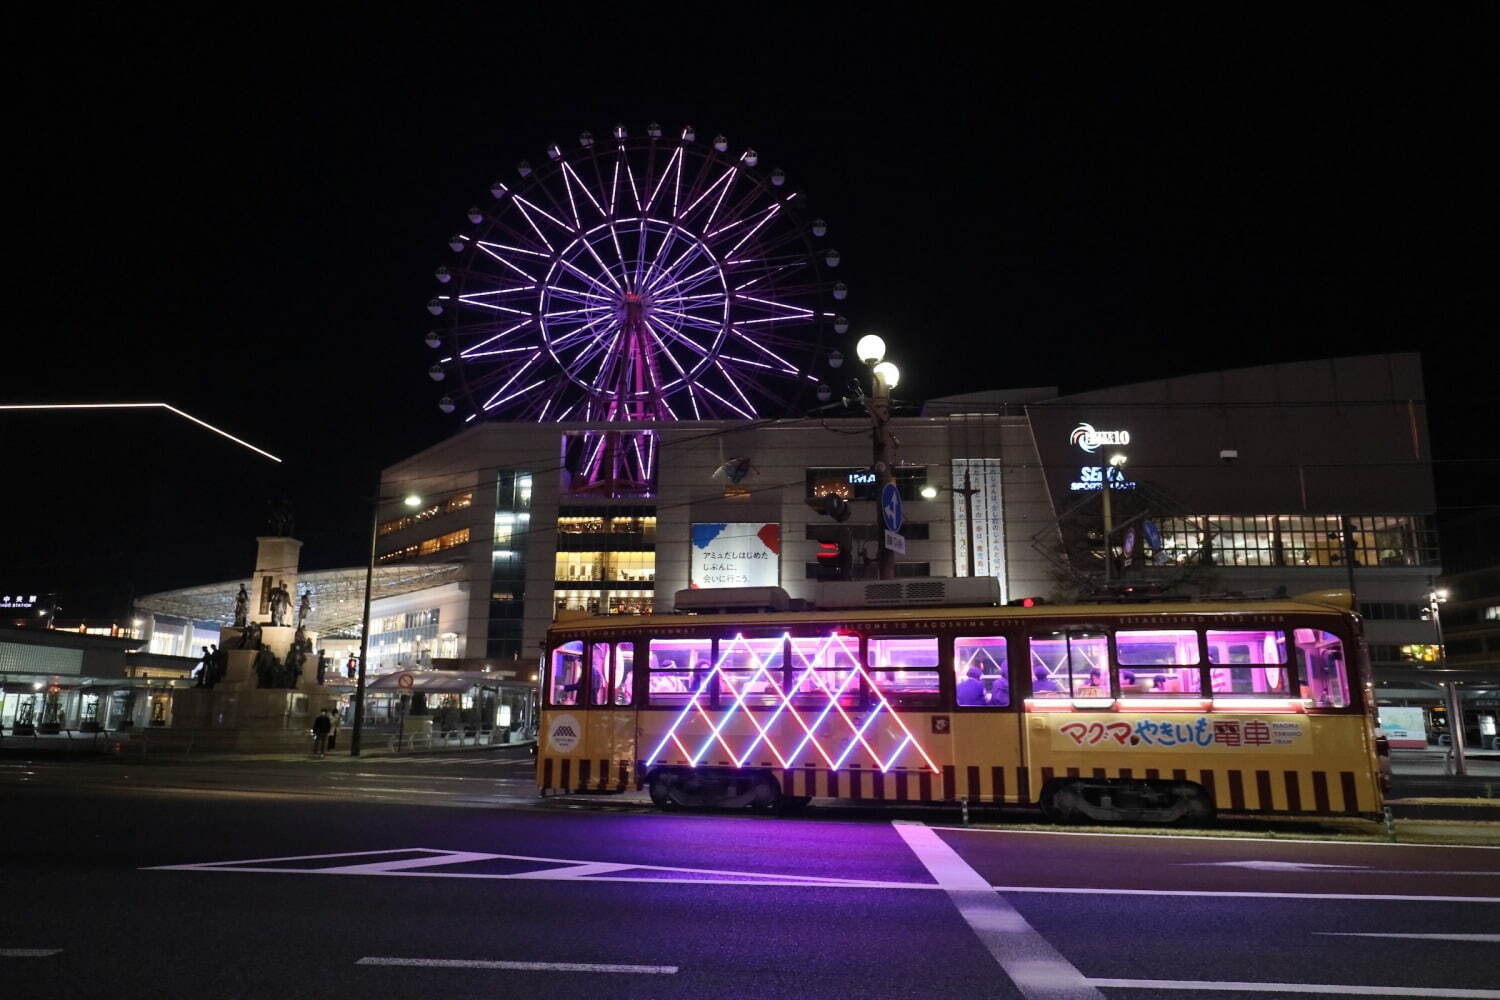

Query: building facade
370,354,1444,706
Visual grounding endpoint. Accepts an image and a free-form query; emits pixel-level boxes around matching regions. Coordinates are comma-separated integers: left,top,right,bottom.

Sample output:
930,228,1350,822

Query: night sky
5,8,1496,618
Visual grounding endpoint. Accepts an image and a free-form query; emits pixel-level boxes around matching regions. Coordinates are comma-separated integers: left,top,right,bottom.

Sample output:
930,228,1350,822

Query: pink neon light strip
646,632,940,774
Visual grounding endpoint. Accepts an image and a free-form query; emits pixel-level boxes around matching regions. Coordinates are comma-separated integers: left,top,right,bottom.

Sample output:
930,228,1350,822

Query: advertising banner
1047,713,1312,754
1377,706,1428,749
690,523,780,589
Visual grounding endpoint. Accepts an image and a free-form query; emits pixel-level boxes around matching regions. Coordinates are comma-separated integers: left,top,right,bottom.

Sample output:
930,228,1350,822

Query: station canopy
134,563,464,638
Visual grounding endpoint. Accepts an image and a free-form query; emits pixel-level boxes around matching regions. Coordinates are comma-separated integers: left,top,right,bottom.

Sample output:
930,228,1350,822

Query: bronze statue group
198,582,327,690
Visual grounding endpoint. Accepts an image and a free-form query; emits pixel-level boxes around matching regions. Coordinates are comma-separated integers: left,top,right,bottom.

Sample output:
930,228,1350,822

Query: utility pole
870,367,897,580
349,472,381,756
1100,462,1114,583
958,470,980,576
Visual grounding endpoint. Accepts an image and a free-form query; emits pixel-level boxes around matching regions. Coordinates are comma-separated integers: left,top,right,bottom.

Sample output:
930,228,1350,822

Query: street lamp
845,334,901,580
921,472,983,576
350,487,423,756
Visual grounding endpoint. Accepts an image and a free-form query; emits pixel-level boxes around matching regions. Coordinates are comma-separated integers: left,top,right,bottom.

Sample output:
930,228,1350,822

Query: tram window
613,642,634,706
868,636,940,708
1115,629,1202,695
718,636,786,707
1207,629,1289,696
788,633,860,707
1028,632,1108,697
548,641,584,707
588,643,610,706
954,636,1009,707
1295,629,1350,708
647,637,712,707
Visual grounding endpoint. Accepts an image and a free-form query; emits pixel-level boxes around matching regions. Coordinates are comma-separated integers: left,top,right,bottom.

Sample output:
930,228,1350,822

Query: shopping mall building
119,353,1495,739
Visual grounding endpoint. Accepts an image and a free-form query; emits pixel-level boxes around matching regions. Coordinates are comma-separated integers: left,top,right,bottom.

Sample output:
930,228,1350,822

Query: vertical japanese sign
690,523,781,589
951,458,1005,596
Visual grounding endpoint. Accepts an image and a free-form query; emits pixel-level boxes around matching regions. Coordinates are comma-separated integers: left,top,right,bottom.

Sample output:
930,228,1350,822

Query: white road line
992,885,1500,903
1183,860,1500,876
357,957,677,974
1316,932,1500,942
321,851,502,874
1085,977,1500,997
893,821,1103,1000
932,825,1500,851
0,949,62,958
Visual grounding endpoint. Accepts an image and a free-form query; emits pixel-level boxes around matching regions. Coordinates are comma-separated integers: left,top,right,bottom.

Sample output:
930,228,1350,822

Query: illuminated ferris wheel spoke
642,145,683,215
679,163,733,221
714,360,760,415
693,380,755,420
480,352,545,410
436,127,836,428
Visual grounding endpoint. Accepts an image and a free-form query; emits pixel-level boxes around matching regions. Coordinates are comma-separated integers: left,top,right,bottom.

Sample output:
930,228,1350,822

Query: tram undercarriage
1040,778,1216,824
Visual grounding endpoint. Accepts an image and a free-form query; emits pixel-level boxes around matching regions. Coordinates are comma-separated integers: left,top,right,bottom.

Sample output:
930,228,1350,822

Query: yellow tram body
538,592,1385,820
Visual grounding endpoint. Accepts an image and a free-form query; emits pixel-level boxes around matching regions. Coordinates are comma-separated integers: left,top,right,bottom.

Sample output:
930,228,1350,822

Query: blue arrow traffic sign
881,482,904,533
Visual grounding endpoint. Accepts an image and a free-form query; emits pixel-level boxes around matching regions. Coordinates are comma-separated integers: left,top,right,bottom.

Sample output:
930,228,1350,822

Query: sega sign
1069,423,1130,453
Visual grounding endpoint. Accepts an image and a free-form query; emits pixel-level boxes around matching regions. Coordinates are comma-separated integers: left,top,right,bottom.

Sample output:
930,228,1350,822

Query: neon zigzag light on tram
645,632,939,774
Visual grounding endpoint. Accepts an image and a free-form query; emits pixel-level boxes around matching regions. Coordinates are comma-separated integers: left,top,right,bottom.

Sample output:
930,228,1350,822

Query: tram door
582,640,636,790
948,635,1026,804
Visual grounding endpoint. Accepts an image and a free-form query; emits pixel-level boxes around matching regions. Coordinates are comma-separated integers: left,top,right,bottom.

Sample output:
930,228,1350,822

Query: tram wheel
748,774,782,811
647,774,677,809
777,795,812,814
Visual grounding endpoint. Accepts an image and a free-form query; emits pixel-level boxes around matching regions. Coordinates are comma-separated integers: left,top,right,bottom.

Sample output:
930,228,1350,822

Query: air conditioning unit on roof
813,576,1002,610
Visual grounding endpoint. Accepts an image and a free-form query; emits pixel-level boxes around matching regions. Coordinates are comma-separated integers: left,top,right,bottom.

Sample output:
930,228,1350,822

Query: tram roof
549,591,1356,635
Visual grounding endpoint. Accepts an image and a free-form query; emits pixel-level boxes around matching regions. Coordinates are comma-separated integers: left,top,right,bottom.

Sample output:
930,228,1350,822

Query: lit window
955,636,1009,707
1028,632,1107,698
588,643,610,706
1207,629,1289,696
647,637,711,707
548,641,583,707
717,636,785,708
613,643,634,706
868,636,940,708
788,634,860,707
1116,629,1202,696
1295,629,1350,708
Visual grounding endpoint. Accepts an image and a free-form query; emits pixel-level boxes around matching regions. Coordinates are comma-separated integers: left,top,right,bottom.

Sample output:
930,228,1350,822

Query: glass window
588,643,610,706
1207,629,1289,695
867,636,940,708
647,637,712,707
1115,629,1202,696
613,642,634,706
717,636,786,708
955,636,1009,707
1028,632,1108,698
1295,628,1350,708
548,641,583,707
788,633,860,707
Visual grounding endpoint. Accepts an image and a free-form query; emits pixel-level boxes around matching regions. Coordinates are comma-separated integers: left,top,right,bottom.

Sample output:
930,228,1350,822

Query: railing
0,727,132,755
385,728,536,753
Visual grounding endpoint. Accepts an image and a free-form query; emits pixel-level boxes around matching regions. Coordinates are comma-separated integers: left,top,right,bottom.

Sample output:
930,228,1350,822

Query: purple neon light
441,132,838,451
644,632,939,775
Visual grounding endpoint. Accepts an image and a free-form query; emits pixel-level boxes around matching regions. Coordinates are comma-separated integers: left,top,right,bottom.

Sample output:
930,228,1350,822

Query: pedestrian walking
311,711,332,757
326,709,339,751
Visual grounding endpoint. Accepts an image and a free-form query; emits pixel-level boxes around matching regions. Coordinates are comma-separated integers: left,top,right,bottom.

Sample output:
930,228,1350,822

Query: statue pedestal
167,622,335,751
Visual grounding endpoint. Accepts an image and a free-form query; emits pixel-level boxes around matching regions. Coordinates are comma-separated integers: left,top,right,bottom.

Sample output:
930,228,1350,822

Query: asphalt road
3,753,1498,999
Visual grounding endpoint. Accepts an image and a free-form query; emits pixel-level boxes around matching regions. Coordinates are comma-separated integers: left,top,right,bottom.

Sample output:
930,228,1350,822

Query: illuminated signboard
1069,422,1130,453
690,523,781,589
1068,423,1137,491
1,594,40,609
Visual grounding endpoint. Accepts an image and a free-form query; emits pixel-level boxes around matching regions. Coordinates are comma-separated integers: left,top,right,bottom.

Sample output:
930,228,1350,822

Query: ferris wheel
426,124,847,425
